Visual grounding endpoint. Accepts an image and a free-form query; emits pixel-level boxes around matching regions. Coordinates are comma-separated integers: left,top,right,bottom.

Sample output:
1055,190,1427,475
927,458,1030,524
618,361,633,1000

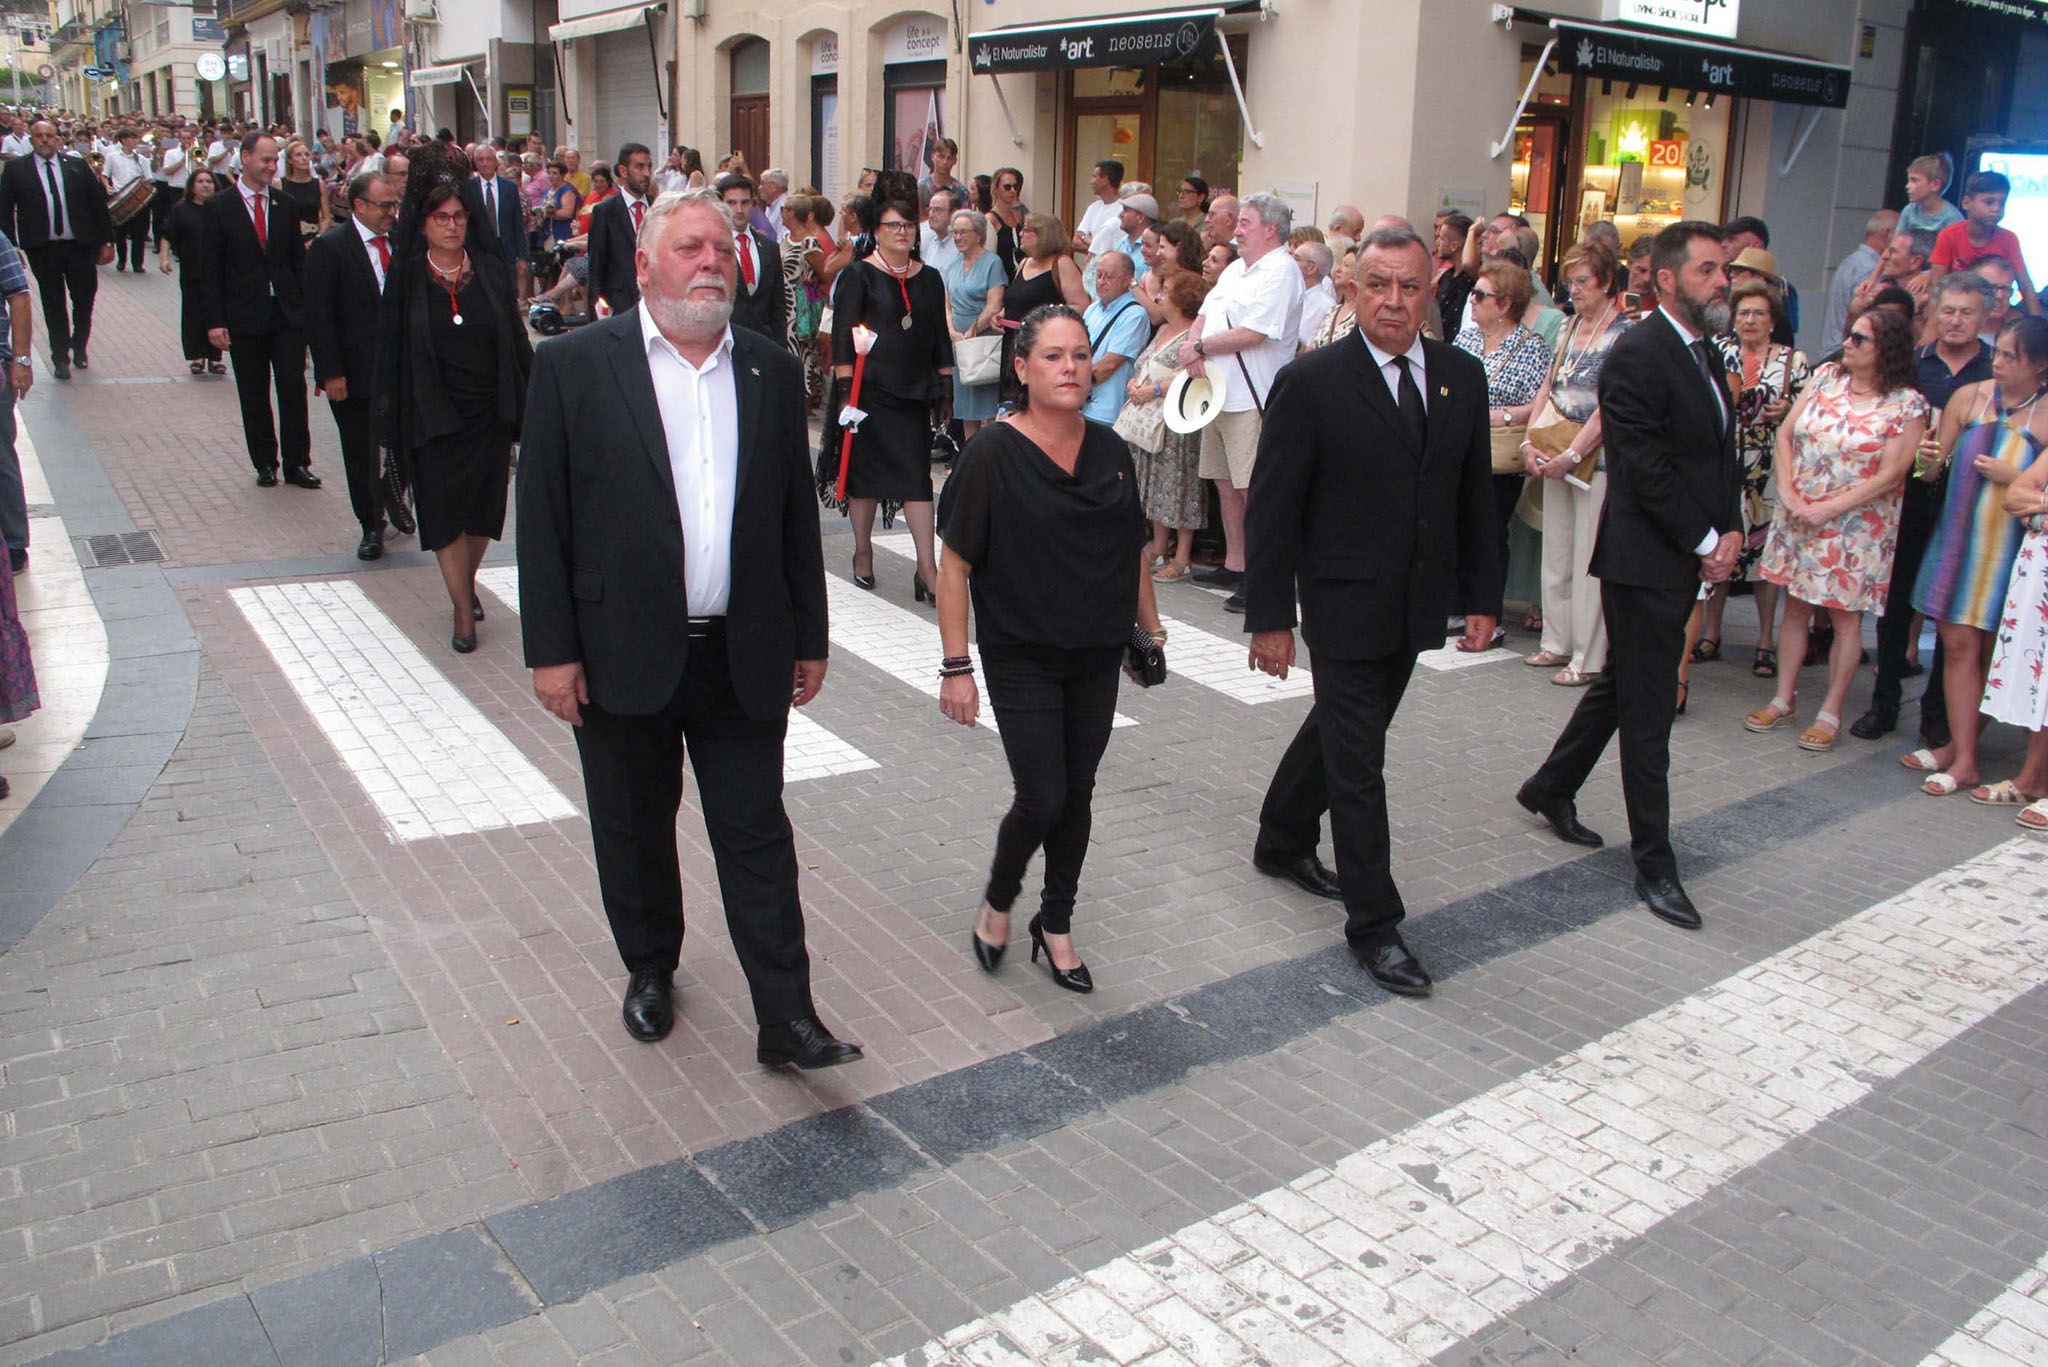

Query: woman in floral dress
1980,445,2048,828
1708,280,1809,676
1122,270,1209,581
1745,308,1927,751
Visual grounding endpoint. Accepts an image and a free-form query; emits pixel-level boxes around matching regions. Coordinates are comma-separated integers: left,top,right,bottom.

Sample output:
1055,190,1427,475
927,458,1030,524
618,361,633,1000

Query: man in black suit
306,173,398,557
517,191,861,1069
196,132,318,489
714,172,788,347
460,142,518,265
0,120,113,380
1245,226,1500,997
585,142,653,316
1518,221,1743,930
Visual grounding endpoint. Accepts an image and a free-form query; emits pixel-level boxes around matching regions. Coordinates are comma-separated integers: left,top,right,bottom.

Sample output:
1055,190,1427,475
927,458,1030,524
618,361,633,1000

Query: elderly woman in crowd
1907,314,2048,796
827,193,955,602
1311,242,1361,348
1122,270,1211,582
1984,453,2048,827
1203,241,1237,287
1457,258,1552,647
999,213,1088,403
1701,279,1811,677
1743,308,1927,749
1521,240,1627,686
374,143,531,654
944,207,1008,440
941,304,1164,995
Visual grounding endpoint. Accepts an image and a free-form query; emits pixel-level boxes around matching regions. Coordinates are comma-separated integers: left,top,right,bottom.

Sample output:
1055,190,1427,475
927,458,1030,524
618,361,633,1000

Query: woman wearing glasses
1174,177,1209,228
827,194,955,604
375,143,532,654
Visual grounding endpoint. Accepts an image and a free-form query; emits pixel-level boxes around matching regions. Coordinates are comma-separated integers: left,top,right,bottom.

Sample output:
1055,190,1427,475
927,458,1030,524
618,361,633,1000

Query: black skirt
841,390,934,503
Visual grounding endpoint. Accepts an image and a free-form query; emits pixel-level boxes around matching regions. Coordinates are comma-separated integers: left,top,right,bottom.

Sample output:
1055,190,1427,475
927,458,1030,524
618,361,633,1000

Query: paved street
3,265,2047,1367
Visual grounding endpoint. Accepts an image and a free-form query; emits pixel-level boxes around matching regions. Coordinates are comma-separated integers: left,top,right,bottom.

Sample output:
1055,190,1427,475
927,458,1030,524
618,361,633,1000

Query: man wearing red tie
585,143,653,316
715,172,788,348
306,174,399,557
195,132,317,489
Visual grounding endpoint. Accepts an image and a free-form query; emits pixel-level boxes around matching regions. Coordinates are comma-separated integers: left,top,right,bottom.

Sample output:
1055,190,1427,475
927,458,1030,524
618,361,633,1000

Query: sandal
189,360,204,375
1525,649,1569,668
1523,610,1543,632
1690,637,1722,664
1152,563,1192,583
1900,748,1944,772
1970,780,2042,807
1797,712,1841,752
2019,799,2048,832
1745,698,1796,733
1752,648,1777,679
208,360,227,375
1922,772,1963,796
1551,667,1597,687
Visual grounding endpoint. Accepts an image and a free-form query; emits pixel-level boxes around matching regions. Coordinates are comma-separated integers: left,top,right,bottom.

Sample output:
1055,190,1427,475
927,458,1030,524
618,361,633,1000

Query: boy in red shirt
1929,169,2041,316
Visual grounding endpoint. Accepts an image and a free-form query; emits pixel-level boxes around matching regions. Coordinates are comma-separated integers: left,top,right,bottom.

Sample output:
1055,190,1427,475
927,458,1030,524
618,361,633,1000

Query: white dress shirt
206,140,232,176
919,222,960,274
103,145,149,191
1656,305,1726,556
1297,277,1337,351
161,143,192,188
33,154,72,239
640,306,740,616
1196,246,1306,413
477,174,501,226
0,132,29,157
241,181,275,294
354,215,390,290
1361,331,1428,412
1075,194,1121,251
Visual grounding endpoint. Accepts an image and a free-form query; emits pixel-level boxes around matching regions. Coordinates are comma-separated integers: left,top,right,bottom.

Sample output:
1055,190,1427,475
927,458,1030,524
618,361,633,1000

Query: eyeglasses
1843,333,1874,348
363,199,400,210
1470,288,1497,302
878,221,917,233
998,182,1021,193
426,211,469,227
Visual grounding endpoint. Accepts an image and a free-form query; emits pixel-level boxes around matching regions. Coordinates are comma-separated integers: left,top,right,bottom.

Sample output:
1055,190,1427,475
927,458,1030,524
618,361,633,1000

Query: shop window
883,59,944,177
1578,86,1728,251
1061,33,1244,225
811,73,838,197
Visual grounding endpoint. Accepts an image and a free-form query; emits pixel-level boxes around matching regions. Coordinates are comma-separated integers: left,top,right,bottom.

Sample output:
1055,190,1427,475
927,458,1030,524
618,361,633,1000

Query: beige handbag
1490,424,1529,473
953,332,1003,387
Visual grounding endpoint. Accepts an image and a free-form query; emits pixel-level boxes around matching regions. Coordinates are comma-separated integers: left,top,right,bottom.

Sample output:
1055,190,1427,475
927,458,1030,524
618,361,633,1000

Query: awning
547,3,661,44
410,62,469,86
967,6,1223,74
1513,10,1850,109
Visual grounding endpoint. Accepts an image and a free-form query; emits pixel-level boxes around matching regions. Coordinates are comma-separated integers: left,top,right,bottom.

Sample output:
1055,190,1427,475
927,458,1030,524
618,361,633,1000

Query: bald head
1371,213,1414,233
1865,207,1901,249
1328,204,1366,239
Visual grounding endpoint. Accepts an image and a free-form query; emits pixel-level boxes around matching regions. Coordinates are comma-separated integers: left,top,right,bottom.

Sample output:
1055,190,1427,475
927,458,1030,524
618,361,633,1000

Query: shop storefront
880,16,947,176
550,3,669,164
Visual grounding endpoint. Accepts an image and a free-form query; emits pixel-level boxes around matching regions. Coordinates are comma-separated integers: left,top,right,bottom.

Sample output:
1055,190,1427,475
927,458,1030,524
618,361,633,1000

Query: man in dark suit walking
714,172,788,347
1244,226,1500,997
306,172,398,557
0,120,113,380
517,190,861,1069
1517,220,1742,930
195,131,318,489
463,142,521,267
586,142,654,316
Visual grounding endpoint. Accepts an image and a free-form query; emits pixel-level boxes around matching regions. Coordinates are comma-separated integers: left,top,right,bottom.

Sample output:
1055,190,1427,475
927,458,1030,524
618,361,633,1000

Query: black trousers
1871,480,1948,737
25,240,98,358
227,322,312,475
113,209,150,270
981,644,1123,935
572,632,814,1025
1526,578,1697,881
1258,650,1418,949
325,393,381,532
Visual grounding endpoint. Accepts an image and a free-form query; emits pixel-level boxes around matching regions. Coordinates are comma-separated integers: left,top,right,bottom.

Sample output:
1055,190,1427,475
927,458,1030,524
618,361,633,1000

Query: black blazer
1245,333,1500,658
584,193,641,314
193,183,307,335
304,221,384,392
458,174,516,263
1589,311,1744,593
729,229,788,346
0,151,110,249
516,313,827,717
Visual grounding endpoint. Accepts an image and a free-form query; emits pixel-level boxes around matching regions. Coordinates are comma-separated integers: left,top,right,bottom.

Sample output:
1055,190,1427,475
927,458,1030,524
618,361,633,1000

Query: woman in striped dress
1906,315,2048,796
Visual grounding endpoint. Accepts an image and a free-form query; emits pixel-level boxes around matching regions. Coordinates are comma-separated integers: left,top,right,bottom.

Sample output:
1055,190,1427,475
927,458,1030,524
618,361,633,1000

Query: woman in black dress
155,170,224,375
375,144,532,653
278,138,329,240
938,305,1165,993
999,214,1087,406
827,193,953,600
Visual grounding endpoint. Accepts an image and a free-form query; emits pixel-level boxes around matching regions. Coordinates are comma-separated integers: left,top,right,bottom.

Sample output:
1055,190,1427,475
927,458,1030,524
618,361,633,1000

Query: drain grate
77,530,168,567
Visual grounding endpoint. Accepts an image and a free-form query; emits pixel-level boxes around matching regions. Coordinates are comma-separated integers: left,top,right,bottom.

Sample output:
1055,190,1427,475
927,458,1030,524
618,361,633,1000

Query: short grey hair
1240,191,1292,238
1939,270,1994,310
760,167,789,191
950,209,988,243
642,187,731,247
1900,228,1937,262
1866,208,1900,238
1363,225,1431,261
1295,241,1333,279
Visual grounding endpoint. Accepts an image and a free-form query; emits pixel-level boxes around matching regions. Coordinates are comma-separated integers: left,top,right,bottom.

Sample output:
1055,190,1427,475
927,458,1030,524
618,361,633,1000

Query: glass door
1510,110,1569,280
1068,103,1143,224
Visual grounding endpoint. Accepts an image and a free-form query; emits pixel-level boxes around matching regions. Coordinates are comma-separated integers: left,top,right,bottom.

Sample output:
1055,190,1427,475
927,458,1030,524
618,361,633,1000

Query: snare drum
109,176,154,227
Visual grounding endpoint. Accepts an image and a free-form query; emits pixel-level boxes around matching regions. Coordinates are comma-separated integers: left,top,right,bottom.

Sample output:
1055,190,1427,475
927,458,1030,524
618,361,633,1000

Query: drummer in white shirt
100,127,154,273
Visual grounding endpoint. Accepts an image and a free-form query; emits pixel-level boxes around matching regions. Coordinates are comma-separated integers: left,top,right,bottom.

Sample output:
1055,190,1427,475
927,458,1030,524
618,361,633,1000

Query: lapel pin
1438,385,1450,397
749,367,761,376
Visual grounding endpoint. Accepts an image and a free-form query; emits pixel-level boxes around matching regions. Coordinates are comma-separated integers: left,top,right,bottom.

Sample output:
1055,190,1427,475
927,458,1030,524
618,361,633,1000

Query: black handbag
380,445,417,535
1124,624,1166,688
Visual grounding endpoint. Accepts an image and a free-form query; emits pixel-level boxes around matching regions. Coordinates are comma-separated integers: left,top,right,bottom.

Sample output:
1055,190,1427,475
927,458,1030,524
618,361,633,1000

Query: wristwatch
1193,337,1207,358
7,356,26,373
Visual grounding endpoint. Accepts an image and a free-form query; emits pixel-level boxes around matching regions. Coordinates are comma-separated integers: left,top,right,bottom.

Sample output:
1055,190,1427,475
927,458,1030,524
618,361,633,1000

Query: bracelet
938,664,974,680
941,655,971,668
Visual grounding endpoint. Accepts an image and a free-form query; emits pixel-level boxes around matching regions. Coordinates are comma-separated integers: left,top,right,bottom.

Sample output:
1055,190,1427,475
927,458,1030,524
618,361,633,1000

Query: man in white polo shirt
1184,191,1304,611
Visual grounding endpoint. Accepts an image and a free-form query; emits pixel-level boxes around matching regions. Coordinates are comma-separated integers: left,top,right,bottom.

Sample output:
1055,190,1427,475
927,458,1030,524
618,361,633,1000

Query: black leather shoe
1848,707,1896,740
1191,566,1241,587
621,969,675,1042
72,348,87,370
1352,939,1432,997
1516,781,1604,848
1635,874,1702,930
283,468,323,489
1223,591,1246,614
1920,719,1952,750
51,357,69,381
451,632,477,655
758,1016,863,1069
356,528,384,561
7,548,25,575
1253,849,1342,899
255,470,279,487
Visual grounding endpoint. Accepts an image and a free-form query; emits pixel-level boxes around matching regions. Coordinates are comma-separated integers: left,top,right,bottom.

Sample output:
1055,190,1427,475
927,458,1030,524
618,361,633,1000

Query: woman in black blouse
156,170,224,375
828,194,954,600
938,305,1166,993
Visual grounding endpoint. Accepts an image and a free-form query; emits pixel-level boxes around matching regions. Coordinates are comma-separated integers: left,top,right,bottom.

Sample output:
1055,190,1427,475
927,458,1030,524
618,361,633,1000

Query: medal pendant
452,313,464,325
900,315,912,331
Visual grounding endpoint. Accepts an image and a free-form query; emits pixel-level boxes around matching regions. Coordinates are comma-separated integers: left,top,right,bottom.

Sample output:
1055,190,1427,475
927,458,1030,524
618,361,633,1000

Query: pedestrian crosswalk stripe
475,566,880,783
825,566,1137,732
1918,1244,2048,1365
230,581,580,842
878,839,2048,1366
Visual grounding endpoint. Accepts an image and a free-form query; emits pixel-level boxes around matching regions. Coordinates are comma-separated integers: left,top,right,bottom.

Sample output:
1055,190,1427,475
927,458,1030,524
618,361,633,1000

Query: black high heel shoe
1028,914,1093,993
915,573,933,604
969,908,1007,973
851,555,876,591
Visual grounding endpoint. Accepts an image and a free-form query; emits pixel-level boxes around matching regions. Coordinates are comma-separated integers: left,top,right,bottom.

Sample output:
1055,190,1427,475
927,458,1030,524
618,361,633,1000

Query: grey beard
1682,295,1730,337
646,289,732,337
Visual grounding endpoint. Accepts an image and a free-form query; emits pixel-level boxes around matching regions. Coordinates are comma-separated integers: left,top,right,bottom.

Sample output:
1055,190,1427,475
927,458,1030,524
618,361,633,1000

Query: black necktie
43,158,64,239
1393,354,1427,448
1690,339,1728,433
